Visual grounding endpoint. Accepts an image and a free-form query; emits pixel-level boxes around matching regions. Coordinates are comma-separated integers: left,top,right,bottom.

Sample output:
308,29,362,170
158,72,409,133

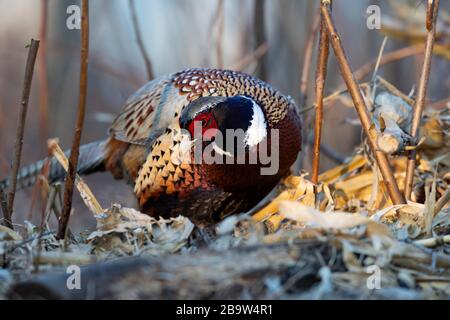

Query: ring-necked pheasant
0,68,302,225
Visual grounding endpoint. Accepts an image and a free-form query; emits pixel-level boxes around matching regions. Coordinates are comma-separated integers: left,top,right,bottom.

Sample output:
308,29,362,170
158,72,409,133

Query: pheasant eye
188,112,218,140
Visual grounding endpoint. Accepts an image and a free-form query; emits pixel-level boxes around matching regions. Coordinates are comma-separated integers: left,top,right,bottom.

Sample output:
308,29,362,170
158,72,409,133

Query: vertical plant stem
0,186,8,223
404,0,440,200
129,0,154,80
4,39,40,229
215,0,225,68
57,0,89,240
35,184,56,273
299,8,321,109
311,10,330,184
254,0,267,80
38,0,49,146
295,7,320,174
320,2,405,205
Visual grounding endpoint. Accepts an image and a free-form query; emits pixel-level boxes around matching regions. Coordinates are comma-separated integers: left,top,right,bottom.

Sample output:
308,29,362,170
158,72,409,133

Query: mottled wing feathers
172,69,219,101
108,75,175,145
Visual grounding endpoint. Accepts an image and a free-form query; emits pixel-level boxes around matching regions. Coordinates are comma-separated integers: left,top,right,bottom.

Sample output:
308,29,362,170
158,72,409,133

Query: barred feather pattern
0,141,106,191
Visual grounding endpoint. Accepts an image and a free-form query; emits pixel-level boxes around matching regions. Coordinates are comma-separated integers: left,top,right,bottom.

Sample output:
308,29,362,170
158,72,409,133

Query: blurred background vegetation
0,0,449,231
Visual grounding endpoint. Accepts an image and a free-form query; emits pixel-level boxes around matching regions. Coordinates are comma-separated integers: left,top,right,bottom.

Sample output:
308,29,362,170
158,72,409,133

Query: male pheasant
1,68,302,225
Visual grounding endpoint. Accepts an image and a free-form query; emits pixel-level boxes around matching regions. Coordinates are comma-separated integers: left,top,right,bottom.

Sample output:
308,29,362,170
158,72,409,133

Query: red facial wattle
188,112,219,140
